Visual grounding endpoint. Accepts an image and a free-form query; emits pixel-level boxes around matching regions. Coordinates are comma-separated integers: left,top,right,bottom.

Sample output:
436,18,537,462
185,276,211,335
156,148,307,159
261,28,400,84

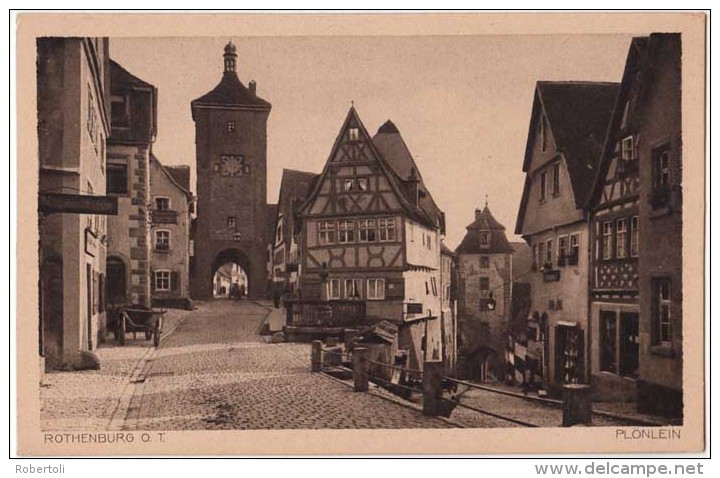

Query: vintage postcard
14,12,707,456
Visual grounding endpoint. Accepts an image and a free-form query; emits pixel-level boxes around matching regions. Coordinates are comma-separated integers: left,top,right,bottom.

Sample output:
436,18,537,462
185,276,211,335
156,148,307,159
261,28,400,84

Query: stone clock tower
190,42,271,299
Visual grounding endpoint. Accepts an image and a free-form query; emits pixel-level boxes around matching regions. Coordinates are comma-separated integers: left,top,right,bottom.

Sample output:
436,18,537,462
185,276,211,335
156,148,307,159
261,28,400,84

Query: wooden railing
285,299,366,327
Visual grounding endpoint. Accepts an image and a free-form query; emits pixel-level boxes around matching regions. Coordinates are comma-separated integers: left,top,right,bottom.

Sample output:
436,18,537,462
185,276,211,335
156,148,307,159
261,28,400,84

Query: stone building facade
634,34,683,418
515,81,619,393
455,205,514,382
37,37,111,370
149,157,193,308
190,42,271,300
105,59,157,310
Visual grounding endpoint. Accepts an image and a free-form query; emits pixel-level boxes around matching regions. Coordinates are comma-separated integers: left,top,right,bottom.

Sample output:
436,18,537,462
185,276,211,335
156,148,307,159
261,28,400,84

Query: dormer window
621,136,636,161
111,94,129,127
347,127,360,141
479,232,491,246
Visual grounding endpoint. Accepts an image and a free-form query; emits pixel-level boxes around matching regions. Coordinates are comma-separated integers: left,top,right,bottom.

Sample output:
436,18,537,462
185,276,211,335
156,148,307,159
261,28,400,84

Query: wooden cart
113,305,166,347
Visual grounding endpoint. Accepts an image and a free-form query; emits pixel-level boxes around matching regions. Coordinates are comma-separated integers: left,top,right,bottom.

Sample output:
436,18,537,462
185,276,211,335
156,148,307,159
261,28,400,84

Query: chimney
475,208,483,222
249,80,256,96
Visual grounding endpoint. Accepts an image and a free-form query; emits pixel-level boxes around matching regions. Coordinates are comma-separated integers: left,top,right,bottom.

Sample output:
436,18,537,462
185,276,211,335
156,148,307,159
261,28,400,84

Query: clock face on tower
217,154,250,176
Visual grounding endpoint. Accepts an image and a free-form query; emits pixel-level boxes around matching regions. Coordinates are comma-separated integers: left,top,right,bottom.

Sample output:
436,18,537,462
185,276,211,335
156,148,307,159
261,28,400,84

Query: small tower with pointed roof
190,42,272,300
454,201,514,382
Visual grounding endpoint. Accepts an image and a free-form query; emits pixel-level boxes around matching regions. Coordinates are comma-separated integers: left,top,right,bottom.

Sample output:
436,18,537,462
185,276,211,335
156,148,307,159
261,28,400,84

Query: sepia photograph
14,11,707,456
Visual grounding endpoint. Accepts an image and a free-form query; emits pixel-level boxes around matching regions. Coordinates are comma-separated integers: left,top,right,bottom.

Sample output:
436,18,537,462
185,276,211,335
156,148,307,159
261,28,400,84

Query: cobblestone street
41,300,665,432
121,300,455,430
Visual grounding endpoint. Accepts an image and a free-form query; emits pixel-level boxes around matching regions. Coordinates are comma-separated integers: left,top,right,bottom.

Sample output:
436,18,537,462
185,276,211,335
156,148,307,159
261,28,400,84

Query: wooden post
311,340,323,372
353,346,369,392
562,384,592,426
423,361,443,416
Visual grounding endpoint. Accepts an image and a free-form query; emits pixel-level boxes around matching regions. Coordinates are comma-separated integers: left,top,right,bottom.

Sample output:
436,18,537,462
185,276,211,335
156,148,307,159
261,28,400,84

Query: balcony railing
285,299,367,327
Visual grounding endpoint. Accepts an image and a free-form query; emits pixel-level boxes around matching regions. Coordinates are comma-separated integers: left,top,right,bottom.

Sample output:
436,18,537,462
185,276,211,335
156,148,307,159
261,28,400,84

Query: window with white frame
602,222,613,260
347,127,359,141
367,279,385,300
155,230,170,251
327,279,341,300
357,178,368,191
358,219,377,242
227,121,235,133
621,136,636,161
653,278,672,346
338,220,355,243
154,270,171,291
227,216,236,228
344,278,362,299
378,218,396,242
343,179,354,192
558,235,568,264
154,197,170,210
630,216,640,257
616,219,628,258
569,233,580,264
318,221,336,245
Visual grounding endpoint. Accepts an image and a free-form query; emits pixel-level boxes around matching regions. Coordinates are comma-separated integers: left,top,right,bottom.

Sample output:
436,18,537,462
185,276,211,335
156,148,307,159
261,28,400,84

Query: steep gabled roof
299,107,444,231
455,206,514,255
276,168,319,240
278,169,318,208
515,81,620,234
151,155,193,201
372,120,445,232
165,165,191,193
586,34,680,210
109,59,155,91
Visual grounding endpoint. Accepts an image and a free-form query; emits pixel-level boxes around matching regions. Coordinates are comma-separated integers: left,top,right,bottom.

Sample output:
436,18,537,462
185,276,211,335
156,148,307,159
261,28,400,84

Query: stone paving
125,300,454,430
40,308,190,431
40,300,654,432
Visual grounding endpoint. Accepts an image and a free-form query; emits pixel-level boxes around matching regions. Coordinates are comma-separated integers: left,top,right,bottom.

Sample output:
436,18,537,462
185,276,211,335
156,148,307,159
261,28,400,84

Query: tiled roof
192,71,271,111
165,165,191,193
151,155,192,200
455,206,514,255
372,120,444,232
109,59,155,90
534,81,620,206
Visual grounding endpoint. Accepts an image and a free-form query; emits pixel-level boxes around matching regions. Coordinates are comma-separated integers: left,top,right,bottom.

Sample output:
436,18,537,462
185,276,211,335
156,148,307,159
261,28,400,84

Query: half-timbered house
587,39,646,403
298,108,446,371
515,81,619,393
270,169,318,298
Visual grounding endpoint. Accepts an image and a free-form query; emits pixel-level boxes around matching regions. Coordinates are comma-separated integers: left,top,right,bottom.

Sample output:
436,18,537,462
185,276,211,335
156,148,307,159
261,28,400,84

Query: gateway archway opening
211,249,251,300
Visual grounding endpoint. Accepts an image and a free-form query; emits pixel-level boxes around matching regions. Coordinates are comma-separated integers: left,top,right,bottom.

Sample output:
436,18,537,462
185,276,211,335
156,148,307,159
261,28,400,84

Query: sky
111,34,634,249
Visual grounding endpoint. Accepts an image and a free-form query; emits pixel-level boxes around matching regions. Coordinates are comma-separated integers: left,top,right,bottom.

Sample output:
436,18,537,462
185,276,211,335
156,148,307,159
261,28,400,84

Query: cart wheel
118,314,126,346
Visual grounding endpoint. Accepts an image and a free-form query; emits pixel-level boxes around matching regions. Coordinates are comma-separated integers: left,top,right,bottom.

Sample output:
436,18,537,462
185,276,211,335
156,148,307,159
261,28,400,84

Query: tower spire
223,41,237,73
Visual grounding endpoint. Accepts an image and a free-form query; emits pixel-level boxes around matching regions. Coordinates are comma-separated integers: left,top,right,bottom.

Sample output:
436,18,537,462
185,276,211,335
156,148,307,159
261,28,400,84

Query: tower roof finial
223,41,237,73
485,194,489,209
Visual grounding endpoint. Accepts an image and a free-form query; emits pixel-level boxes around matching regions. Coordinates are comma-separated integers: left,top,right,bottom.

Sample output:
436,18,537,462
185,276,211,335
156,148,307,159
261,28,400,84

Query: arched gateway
189,42,272,300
